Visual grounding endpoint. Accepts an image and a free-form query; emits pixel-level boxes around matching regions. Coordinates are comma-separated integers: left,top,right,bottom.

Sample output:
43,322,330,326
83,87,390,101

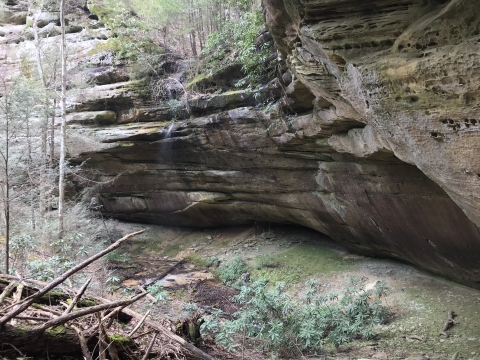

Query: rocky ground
105,221,480,360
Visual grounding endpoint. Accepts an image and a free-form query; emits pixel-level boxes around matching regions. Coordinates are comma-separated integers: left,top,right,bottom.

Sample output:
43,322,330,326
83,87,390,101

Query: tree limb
0,281,16,304
32,293,147,333
128,309,150,337
71,324,93,360
0,230,144,327
63,277,92,315
141,332,158,360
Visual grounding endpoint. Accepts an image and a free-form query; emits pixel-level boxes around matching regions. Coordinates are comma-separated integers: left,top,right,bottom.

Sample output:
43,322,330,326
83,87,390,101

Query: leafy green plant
201,277,390,355
107,250,131,263
147,281,169,305
206,256,220,268
201,10,275,87
217,257,248,288
9,234,36,272
253,254,279,270
106,275,121,293
185,254,208,267
26,256,76,282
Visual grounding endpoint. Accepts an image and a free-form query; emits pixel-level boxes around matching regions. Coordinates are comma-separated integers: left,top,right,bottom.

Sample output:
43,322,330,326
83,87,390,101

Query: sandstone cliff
2,0,480,287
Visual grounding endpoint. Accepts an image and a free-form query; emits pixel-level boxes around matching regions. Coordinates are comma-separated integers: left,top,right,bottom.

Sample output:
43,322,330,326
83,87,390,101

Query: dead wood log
32,293,147,333
86,304,129,334
63,277,92,315
0,274,76,294
32,304,62,316
1,275,213,360
0,230,144,327
440,311,458,337
71,324,93,360
0,282,16,304
0,324,82,356
13,315,50,321
121,307,213,360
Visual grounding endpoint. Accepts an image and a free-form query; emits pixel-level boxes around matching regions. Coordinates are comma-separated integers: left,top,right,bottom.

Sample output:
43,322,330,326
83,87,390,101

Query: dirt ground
107,220,480,360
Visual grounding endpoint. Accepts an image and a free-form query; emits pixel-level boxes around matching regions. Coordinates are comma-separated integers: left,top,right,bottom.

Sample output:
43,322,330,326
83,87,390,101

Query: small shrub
206,256,220,268
106,250,131,263
26,256,76,282
185,254,208,267
218,257,248,288
253,254,279,270
201,277,390,355
147,281,169,305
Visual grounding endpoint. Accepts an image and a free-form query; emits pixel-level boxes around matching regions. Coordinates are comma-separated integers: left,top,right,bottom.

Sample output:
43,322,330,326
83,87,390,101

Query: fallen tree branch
87,304,129,334
403,334,425,341
33,293,147,333
97,312,107,360
128,309,150,337
440,311,458,337
63,277,92,315
0,230,145,327
0,282,17,304
13,315,50,321
1,342,25,357
32,304,62,316
121,307,213,360
0,272,213,360
71,324,93,360
155,260,184,283
0,275,76,294
12,283,24,304
141,332,158,360
137,285,156,302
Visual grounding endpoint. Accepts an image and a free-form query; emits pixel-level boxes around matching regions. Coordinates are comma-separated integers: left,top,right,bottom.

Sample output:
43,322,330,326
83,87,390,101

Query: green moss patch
250,242,360,284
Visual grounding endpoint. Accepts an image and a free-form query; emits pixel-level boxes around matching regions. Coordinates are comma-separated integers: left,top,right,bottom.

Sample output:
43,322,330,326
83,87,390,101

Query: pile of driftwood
0,230,213,360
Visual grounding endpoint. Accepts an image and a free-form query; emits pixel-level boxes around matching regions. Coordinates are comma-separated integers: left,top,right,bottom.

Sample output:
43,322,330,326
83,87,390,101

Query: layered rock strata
74,106,480,287
3,0,480,286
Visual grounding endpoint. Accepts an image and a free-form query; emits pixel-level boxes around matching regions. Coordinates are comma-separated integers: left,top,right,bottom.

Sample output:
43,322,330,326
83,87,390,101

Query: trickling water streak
166,123,174,138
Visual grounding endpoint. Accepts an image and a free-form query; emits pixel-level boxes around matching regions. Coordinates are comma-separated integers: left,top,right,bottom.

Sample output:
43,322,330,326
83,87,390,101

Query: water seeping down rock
3,0,480,287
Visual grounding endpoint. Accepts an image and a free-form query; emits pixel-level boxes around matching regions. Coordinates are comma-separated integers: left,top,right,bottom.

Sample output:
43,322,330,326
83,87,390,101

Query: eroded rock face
74,105,480,287
73,0,480,286
264,0,480,225
3,1,480,286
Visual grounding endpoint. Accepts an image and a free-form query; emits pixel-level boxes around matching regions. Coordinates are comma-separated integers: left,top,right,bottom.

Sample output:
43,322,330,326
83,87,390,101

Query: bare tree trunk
32,0,48,225
5,172,9,275
58,0,67,239
4,108,10,275
49,98,56,169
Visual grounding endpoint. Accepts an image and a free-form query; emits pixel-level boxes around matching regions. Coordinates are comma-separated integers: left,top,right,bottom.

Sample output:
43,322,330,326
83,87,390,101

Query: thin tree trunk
32,0,48,224
58,0,67,239
4,108,9,275
50,98,56,168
